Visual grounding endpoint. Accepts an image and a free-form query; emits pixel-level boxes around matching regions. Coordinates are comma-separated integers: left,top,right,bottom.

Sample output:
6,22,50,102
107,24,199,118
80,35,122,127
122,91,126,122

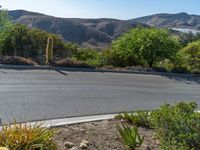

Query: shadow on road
0,70,7,74
1,65,200,84
159,74,200,84
54,69,68,76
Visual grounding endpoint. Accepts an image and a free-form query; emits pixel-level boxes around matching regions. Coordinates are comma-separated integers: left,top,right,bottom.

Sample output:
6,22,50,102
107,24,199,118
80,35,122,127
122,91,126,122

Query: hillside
8,10,200,49
8,10,144,49
131,12,200,30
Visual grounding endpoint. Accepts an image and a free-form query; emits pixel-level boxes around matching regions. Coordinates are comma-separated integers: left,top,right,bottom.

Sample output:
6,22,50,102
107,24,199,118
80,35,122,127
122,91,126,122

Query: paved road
0,68,199,124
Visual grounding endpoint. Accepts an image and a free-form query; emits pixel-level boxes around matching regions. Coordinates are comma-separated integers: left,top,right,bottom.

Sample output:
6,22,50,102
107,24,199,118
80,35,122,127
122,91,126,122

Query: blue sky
1,0,200,19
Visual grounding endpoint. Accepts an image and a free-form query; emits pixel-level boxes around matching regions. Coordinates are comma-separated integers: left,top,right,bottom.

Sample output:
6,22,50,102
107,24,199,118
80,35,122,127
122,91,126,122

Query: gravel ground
54,119,160,150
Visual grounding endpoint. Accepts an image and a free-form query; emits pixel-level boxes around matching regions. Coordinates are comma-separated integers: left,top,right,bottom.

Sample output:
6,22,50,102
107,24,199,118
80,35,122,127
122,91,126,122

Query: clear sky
1,0,200,19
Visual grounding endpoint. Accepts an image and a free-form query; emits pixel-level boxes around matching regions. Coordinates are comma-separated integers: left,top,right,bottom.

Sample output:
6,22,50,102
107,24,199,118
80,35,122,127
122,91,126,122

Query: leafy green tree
110,27,180,67
2,24,33,56
0,7,13,51
181,40,200,73
0,7,11,34
1,24,74,60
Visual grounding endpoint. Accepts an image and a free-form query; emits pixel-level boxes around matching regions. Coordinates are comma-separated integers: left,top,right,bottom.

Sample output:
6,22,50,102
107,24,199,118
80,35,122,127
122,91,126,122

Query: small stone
69,147,79,150
65,141,74,148
80,128,85,132
114,135,118,140
80,143,88,149
155,139,160,145
80,140,89,149
81,140,89,145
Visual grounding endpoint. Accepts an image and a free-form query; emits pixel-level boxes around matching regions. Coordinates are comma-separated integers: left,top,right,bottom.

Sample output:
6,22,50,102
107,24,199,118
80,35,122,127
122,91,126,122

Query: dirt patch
54,119,160,150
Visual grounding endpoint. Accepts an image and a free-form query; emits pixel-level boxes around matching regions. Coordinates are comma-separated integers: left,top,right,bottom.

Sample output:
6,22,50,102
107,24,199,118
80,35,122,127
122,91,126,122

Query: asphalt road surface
0,68,200,124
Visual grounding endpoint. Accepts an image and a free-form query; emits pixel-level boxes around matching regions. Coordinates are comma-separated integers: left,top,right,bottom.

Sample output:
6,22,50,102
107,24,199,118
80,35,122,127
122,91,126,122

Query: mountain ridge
131,12,200,29
8,10,200,49
8,10,144,49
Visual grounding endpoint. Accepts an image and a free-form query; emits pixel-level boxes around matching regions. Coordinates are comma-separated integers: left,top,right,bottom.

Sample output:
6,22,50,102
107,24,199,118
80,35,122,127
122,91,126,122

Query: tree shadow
54,69,68,76
0,70,7,74
0,66,68,76
1,65,200,84
159,74,200,85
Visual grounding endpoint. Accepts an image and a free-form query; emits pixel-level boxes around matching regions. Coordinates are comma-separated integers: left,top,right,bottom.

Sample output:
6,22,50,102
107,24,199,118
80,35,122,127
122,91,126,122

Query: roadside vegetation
0,123,56,150
0,8,200,73
116,102,200,150
0,102,199,150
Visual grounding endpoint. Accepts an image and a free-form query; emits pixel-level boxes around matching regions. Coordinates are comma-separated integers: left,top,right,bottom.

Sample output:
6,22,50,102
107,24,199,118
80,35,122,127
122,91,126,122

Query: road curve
0,68,199,124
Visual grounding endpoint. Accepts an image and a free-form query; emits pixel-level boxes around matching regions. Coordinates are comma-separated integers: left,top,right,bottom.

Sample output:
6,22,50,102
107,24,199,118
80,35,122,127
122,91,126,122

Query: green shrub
135,111,151,128
0,24,73,61
115,113,136,125
160,137,191,150
73,48,97,61
115,111,150,128
0,8,13,49
72,48,102,67
150,102,200,149
117,123,144,150
110,27,179,67
0,123,56,150
180,40,200,73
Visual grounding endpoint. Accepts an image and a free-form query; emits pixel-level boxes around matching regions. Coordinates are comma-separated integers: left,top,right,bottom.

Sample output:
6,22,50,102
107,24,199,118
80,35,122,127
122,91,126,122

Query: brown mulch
0,56,38,65
54,119,160,150
53,58,93,68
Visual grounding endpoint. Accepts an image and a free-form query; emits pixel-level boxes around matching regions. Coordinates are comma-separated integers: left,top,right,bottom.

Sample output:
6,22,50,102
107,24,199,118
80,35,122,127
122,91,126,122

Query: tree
180,40,200,73
0,7,13,50
1,24,74,61
0,7,11,35
110,27,180,67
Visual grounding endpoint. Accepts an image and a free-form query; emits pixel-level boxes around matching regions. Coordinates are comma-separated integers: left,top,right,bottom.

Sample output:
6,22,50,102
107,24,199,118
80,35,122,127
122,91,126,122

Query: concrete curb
0,64,199,77
0,114,117,128
2,111,200,128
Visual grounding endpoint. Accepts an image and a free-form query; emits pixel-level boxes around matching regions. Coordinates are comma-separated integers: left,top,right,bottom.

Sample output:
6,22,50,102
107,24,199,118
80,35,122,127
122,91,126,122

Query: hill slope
131,12,200,30
8,10,143,49
8,10,200,49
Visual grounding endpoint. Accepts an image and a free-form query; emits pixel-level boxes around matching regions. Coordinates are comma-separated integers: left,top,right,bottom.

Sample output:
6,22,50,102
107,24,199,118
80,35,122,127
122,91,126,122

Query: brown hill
130,12,200,30
8,10,144,49
9,10,200,49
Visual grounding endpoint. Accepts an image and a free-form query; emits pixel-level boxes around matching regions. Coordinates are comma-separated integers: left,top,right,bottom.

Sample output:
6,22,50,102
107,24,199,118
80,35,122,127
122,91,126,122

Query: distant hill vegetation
8,10,200,49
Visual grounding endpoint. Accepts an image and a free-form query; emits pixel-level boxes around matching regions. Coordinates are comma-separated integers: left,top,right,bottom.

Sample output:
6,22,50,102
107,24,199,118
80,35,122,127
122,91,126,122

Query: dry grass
0,123,56,150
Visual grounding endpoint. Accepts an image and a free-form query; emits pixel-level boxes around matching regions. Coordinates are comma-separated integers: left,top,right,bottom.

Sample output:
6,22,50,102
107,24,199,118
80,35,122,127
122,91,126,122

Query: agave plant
117,123,144,150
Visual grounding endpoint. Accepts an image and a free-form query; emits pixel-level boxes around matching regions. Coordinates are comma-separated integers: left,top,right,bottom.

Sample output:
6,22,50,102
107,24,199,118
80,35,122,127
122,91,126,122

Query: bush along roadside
116,102,200,150
0,122,57,150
